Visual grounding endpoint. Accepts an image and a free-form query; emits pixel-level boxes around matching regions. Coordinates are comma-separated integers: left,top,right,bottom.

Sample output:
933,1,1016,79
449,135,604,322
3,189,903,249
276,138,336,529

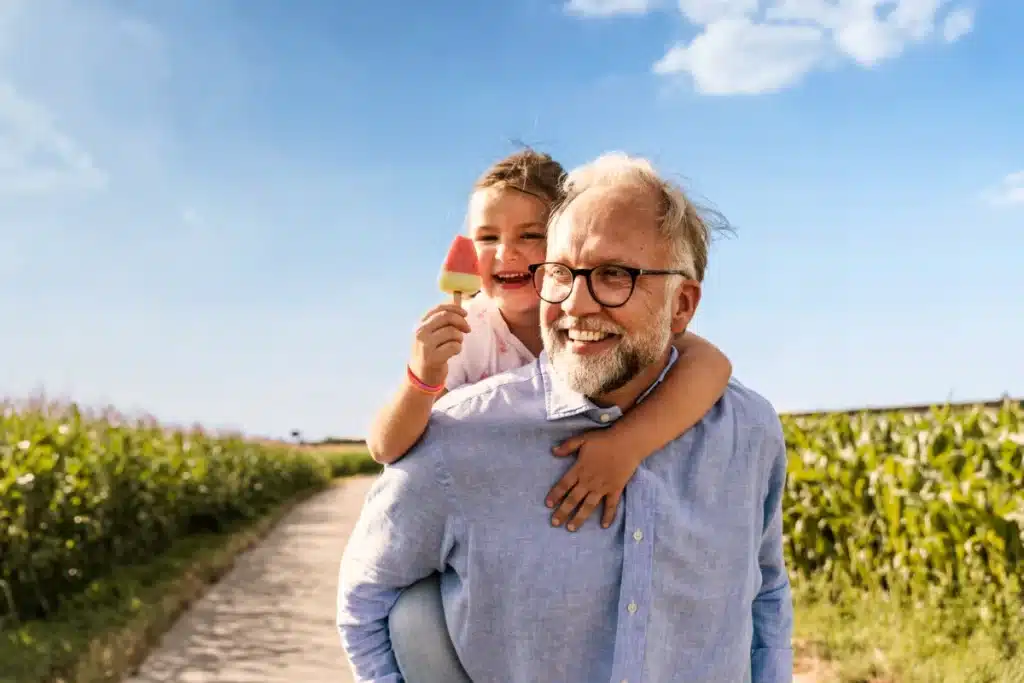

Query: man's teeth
567,329,612,342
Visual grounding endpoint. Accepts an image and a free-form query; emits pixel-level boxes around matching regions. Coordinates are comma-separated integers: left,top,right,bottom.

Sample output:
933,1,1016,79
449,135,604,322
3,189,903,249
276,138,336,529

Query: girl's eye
523,232,546,240
474,235,498,242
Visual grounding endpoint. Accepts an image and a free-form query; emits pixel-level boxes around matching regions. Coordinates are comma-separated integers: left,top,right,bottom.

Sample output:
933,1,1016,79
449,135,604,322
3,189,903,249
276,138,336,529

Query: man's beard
542,304,673,398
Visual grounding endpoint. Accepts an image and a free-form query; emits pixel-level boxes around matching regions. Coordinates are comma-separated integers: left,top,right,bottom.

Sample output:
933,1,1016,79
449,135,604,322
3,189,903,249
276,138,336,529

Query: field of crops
2,394,1022,681
781,399,1024,625
0,398,347,627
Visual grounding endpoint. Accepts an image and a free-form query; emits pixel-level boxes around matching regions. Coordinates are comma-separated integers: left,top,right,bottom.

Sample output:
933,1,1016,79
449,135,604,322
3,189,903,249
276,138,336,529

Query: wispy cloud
0,81,107,194
942,6,974,42
570,0,977,95
981,171,1024,207
565,0,660,17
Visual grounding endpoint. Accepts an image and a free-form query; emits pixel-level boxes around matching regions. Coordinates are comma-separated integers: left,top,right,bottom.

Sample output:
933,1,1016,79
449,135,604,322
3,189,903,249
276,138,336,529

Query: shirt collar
541,345,679,423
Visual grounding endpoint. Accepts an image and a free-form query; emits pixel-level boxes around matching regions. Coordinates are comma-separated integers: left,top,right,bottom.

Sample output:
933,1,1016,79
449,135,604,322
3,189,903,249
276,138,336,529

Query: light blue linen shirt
337,347,793,682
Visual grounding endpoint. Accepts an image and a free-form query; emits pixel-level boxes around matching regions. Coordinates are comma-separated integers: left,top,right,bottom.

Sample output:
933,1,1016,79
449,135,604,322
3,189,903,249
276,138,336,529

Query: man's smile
557,328,621,354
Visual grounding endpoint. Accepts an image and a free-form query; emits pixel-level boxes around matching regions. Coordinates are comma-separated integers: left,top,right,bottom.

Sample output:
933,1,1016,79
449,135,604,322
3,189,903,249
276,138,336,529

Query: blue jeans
389,573,472,683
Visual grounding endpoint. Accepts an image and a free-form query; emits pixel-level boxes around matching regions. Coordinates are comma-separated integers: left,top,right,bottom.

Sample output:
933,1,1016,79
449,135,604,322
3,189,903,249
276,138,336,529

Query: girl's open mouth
493,272,531,289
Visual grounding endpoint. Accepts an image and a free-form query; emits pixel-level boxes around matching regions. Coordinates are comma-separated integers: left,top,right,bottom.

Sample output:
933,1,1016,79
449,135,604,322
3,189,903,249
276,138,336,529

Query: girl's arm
366,382,448,465
607,330,732,457
366,303,469,465
546,331,732,530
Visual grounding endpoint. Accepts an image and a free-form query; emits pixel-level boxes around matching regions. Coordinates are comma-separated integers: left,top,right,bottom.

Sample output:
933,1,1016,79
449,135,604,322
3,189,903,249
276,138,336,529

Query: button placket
609,474,655,683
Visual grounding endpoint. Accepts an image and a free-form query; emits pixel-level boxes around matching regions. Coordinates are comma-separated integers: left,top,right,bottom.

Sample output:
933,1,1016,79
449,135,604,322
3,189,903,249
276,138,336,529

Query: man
337,152,793,682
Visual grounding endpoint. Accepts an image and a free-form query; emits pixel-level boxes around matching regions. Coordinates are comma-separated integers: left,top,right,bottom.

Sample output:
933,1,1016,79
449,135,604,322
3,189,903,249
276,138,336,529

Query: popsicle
438,235,481,306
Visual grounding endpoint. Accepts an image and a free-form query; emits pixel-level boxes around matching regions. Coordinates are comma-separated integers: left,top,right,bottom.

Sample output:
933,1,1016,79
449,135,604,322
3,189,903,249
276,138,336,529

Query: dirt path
122,476,375,683
122,474,823,682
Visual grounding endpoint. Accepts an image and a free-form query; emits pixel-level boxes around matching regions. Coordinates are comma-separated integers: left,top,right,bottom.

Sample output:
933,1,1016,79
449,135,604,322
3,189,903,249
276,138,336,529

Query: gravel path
122,476,375,683
122,473,821,682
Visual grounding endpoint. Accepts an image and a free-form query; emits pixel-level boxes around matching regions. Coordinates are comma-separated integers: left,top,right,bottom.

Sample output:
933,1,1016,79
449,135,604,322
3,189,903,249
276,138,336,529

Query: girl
367,148,733,532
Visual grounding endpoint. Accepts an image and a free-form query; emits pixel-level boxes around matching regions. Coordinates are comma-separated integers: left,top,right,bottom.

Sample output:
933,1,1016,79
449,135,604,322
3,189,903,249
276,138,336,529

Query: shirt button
627,601,638,614
599,413,611,423
633,529,643,542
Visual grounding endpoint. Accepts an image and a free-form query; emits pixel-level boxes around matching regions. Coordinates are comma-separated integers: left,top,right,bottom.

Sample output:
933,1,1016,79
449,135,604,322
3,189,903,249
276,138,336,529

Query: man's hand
545,429,641,531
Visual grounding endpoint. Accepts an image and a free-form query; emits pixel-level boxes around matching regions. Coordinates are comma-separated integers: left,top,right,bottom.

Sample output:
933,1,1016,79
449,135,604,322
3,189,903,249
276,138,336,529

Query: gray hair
548,152,730,281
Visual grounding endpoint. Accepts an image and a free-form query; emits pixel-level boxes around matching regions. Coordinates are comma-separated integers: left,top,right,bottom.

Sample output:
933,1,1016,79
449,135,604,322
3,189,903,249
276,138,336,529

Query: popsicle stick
453,292,462,307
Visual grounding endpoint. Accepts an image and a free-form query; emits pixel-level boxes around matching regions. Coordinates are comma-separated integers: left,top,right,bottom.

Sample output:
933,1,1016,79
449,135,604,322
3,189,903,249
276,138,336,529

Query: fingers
420,303,465,321
545,468,578,509
413,307,470,370
422,308,471,335
550,479,588,529
552,435,585,457
432,338,463,363
600,492,622,529
420,303,469,323
565,491,604,531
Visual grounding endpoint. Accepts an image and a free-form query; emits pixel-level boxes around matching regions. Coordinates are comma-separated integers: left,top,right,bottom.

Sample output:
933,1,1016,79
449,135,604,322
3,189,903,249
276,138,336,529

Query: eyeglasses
527,262,692,308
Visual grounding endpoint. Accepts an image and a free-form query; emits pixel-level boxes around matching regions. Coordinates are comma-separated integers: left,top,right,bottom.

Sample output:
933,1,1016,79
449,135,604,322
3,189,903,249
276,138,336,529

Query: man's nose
561,274,601,316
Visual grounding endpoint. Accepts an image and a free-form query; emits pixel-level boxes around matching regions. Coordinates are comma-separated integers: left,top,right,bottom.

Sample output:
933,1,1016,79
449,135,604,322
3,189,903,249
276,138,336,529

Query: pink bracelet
407,365,445,395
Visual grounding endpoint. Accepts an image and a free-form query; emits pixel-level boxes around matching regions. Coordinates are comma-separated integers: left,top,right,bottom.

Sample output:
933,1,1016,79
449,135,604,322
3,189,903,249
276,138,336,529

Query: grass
0,449,380,683
792,583,1024,683
314,446,383,477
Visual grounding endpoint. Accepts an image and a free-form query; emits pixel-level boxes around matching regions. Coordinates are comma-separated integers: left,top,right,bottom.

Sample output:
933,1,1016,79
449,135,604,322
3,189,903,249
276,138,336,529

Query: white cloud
566,0,659,17
677,0,759,25
942,6,974,42
569,0,977,95
982,171,1024,207
654,18,826,94
0,81,107,194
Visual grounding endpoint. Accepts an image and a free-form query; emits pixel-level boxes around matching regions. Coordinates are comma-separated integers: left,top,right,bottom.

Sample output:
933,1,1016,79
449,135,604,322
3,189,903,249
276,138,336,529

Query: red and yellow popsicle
438,235,482,306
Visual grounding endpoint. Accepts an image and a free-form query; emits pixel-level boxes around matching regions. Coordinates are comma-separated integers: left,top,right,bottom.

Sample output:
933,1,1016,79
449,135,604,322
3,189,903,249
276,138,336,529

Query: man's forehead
548,186,662,262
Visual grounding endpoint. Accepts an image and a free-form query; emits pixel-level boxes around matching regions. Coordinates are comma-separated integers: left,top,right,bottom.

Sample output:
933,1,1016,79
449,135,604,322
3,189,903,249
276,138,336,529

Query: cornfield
2,395,1022,637
0,399,333,626
781,399,1024,621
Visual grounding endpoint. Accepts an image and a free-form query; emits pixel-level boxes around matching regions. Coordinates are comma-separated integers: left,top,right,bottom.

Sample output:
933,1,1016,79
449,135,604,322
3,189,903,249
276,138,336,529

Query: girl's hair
472,148,566,207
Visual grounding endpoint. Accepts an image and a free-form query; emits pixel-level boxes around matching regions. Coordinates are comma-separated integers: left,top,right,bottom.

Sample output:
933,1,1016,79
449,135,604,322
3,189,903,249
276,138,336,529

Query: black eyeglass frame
527,262,692,309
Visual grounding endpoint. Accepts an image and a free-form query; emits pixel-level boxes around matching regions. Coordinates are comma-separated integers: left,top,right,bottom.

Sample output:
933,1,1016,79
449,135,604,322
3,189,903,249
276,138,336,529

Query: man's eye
598,268,632,287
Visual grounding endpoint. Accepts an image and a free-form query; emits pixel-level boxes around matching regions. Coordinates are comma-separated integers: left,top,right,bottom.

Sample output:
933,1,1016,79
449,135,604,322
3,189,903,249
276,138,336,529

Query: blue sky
1,0,1021,440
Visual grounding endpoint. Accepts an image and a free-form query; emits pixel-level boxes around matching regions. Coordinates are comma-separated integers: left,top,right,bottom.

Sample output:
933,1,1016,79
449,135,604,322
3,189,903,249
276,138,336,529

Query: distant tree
290,429,302,444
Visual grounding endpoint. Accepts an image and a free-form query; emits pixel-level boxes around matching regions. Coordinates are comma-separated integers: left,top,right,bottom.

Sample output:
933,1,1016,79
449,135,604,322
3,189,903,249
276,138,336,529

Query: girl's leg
389,573,471,683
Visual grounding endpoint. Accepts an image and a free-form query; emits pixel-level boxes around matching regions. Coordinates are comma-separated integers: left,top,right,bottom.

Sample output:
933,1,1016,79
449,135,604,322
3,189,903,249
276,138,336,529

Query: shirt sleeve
336,442,459,682
750,420,794,683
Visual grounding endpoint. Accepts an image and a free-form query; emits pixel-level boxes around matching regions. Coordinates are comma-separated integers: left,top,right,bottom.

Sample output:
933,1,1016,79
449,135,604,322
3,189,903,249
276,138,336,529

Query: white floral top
445,294,536,391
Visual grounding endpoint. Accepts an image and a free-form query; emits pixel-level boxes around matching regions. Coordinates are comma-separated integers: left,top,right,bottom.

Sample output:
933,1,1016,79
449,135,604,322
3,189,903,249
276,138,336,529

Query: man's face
539,186,699,399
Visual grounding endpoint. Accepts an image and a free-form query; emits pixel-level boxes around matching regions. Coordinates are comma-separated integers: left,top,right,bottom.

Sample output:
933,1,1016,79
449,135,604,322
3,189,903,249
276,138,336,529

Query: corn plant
0,399,331,625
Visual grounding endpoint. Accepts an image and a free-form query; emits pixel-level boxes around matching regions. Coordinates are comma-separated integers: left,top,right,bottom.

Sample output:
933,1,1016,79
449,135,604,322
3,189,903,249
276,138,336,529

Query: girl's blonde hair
472,148,566,209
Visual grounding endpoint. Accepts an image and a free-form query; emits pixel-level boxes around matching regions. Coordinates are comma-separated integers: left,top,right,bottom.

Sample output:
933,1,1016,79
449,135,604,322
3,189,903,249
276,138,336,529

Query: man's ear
670,280,701,335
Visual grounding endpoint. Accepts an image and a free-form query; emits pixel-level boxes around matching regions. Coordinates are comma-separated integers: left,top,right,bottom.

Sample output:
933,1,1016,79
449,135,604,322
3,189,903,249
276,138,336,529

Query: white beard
542,302,674,398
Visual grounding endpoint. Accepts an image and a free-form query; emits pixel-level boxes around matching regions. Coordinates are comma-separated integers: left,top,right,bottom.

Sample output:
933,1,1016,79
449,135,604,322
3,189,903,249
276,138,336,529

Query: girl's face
467,187,549,319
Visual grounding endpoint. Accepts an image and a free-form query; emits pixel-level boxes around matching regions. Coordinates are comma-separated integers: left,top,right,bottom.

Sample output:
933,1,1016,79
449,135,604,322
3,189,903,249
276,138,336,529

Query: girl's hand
409,303,470,387
545,429,641,532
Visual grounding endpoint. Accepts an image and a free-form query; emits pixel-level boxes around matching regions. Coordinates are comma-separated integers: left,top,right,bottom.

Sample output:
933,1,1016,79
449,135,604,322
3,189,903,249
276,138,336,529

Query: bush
0,399,333,626
781,399,1024,626
317,448,382,478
